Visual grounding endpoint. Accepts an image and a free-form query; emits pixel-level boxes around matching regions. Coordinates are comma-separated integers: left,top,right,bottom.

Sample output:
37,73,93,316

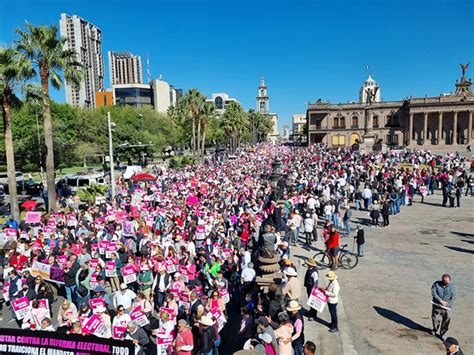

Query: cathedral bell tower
256,76,269,113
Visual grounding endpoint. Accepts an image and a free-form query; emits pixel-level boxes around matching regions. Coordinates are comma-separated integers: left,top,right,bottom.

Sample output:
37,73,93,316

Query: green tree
0,47,35,220
221,102,249,152
16,22,83,211
249,109,273,143
172,89,208,156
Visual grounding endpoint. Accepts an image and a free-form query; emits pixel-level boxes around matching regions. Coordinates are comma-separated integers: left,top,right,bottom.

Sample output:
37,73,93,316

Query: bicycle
313,244,359,270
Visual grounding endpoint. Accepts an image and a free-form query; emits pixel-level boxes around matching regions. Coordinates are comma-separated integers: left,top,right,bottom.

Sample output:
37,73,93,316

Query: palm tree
16,23,82,211
222,102,248,152
200,102,214,159
0,47,35,220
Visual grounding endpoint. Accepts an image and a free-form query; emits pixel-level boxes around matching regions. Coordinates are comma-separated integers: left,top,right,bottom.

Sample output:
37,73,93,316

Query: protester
444,337,464,355
354,225,365,257
0,143,469,354
303,258,319,321
324,271,340,333
431,274,456,338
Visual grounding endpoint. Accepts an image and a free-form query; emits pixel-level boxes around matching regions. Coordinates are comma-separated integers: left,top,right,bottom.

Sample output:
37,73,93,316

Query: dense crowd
0,143,471,355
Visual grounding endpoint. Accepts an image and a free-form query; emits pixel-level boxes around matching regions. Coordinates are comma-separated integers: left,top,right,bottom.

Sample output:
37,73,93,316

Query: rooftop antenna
146,50,151,83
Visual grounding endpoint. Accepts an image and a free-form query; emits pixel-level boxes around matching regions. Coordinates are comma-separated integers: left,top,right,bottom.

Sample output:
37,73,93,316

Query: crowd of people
0,143,471,355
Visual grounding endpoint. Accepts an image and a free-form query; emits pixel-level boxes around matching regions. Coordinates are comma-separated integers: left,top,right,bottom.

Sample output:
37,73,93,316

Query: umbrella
21,200,38,211
131,173,157,182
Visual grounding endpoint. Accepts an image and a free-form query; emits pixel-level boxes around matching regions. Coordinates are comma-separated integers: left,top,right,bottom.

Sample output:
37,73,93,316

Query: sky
1,0,473,130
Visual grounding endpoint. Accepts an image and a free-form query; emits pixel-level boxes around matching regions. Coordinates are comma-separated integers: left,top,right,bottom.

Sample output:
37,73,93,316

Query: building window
215,96,223,110
333,116,345,129
259,100,266,112
351,116,358,128
373,115,379,128
332,135,346,146
260,89,264,96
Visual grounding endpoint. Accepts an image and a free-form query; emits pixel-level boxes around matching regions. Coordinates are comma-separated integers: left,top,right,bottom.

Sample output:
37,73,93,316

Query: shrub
22,163,40,173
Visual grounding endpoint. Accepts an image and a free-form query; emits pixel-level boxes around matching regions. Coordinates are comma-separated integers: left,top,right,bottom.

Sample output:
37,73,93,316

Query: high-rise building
60,13,104,108
256,76,279,141
108,51,143,87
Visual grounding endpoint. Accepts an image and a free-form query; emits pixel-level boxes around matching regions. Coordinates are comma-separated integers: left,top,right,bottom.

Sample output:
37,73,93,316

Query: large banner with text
0,327,134,355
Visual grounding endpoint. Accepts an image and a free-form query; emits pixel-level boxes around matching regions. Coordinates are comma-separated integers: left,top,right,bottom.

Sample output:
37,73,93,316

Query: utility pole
108,112,116,205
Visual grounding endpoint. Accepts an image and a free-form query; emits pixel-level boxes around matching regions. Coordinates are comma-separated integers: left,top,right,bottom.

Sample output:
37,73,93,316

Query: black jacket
200,326,216,353
355,229,365,244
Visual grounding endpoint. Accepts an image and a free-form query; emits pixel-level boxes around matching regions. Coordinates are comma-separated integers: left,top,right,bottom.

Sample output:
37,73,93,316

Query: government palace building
306,65,474,150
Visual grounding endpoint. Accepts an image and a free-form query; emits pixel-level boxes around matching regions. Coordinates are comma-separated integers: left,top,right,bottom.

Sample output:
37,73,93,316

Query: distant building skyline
59,13,104,108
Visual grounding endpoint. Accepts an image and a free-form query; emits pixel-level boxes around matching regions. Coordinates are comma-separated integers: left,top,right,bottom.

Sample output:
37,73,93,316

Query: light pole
107,112,116,205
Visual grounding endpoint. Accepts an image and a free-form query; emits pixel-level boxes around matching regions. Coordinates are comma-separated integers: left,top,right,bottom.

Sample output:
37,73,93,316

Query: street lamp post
107,112,116,205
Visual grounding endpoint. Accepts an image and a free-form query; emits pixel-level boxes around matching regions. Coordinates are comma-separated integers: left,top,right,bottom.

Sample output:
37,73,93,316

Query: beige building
306,65,473,150
292,114,306,135
108,51,143,87
60,13,104,108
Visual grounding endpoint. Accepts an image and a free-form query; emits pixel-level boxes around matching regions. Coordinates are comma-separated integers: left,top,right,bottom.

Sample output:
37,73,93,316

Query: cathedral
256,77,279,142
306,65,474,150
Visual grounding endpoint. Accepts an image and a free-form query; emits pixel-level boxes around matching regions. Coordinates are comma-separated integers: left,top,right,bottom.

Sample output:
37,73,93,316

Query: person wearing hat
282,268,301,303
256,315,279,353
444,337,464,355
304,258,319,321
198,316,217,355
287,300,305,355
259,332,276,355
324,271,340,333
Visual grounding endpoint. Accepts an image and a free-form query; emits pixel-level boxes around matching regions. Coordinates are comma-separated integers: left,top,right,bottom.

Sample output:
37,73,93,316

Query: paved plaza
294,191,474,354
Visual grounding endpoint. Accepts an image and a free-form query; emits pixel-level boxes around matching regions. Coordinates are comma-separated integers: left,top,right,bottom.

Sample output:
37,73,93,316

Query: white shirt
241,267,256,282
113,290,136,309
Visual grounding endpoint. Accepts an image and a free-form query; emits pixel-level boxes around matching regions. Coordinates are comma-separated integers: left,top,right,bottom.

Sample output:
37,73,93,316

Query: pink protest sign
121,264,137,284
219,288,230,304
115,211,127,223
178,266,189,283
37,298,50,311
5,228,17,237
165,258,177,273
211,307,227,332
307,287,329,312
89,273,99,289
105,261,117,277
187,196,199,205
82,314,107,337
12,296,31,319
89,297,106,310
89,258,99,269
113,325,127,339
25,212,42,224
157,329,175,345
178,291,190,309
98,240,109,255
130,305,149,327
105,242,117,258
56,255,68,267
